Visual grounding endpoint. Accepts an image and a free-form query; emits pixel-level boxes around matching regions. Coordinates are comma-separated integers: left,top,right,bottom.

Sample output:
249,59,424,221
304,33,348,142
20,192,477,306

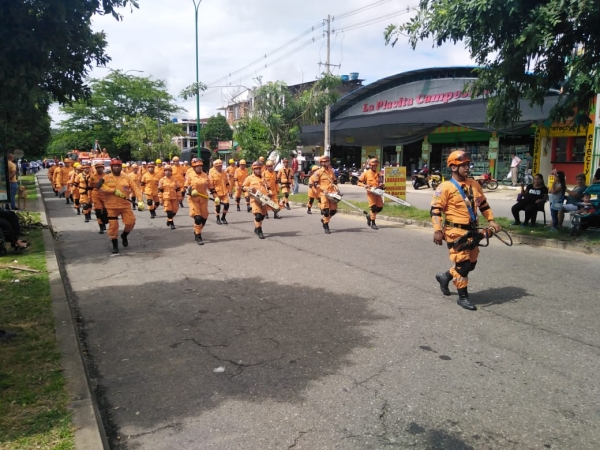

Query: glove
191,189,199,197
114,189,126,198
137,202,145,211
214,196,221,205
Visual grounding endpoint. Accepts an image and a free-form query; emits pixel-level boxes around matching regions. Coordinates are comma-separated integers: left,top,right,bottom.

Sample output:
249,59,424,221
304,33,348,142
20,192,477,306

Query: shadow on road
472,286,531,307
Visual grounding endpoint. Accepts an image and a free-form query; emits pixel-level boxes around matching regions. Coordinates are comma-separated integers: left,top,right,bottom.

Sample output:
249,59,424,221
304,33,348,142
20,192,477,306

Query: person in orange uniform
277,158,294,210
311,155,338,234
154,159,164,179
185,159,214,245
243,161,270,239
75,161,94,222
306,165,320,214
128,163,142,210
99,158,144,254
234,159,251,212
89,162,108,233
258,156,266,174
208,159,230,224
170,156,186,207
226,159,236,199
99,148,110,158
54,159,72,203
69,163,82,214
264,160,281,219
431,150,501,310
141,162,160,219
158,165,182,229
357,158,385,230
48,160,59,196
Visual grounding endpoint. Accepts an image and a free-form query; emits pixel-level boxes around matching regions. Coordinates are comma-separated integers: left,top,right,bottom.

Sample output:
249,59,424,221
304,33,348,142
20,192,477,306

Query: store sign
583,124,594,179
384,166,406,200
338,78,485,118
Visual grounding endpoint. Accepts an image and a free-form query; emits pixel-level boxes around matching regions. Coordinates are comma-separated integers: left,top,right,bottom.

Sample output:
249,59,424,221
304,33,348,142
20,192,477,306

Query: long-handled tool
369,188,412,207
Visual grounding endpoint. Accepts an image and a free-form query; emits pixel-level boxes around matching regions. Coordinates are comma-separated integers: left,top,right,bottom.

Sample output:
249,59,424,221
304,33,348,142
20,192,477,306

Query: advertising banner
384,166,406,200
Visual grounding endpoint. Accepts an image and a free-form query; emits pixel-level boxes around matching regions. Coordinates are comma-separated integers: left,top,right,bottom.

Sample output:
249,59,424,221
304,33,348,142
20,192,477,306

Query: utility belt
444,220,490,251
444,220,475,231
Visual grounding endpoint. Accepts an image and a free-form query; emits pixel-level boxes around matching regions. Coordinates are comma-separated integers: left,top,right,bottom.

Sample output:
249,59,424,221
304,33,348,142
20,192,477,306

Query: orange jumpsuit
226,165,236,197
186,171,213,236
243,173,270,228
277,167,294,207
358,169,384,221
172,164,186,189
264,169,279,212
430,179,494,290
48,165,58,191
158,176,181,225
209,167,230,219
99,173,141,240
53,165,72,197
89,169,107,231
311,167,338,224
141,170,160,215
75,171,93,216
128,169,142,207
306,170,320,211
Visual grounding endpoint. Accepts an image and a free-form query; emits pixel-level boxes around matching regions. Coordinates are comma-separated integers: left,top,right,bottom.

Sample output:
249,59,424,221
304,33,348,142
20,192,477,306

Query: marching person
128,163,142,210
277,158,294,210
234,159,251,212
306,165,320,214
185,159,214,245
243,161,269,239
264,160,281,219
53,159,72,203
226,159,236,199
170,156,186,207
208,159,230,224
89,161,108,233
75,161,94,222
158,165,182,229
311,155,338,234
357,158,385,230
141,162,160,219
68,163,82,214
98,158,144,254
430,150,501,310
258,156,266,174
48,159,59,196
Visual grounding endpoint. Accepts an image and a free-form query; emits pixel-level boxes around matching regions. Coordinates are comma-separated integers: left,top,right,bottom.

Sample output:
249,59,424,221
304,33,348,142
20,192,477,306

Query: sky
50,0,475,124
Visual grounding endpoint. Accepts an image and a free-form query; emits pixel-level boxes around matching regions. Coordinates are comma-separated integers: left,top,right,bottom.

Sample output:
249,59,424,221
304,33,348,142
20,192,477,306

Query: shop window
572,136,585,162
552,137,568,162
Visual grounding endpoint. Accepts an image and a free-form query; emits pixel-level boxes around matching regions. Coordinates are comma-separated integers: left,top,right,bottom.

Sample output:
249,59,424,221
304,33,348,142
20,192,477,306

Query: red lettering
443,92,453,103
363,104,370,112
416,94,425,104
376,101,385,110
431,93,444,102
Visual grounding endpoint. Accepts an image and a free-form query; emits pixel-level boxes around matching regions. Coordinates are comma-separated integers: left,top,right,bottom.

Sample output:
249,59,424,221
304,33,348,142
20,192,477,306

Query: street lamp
193,0,203,159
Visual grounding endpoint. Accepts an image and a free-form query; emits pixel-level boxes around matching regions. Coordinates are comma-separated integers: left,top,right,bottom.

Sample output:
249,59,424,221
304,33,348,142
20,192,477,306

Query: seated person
0,210,28,251
574,193,596,216
510,173,548,227
559,173,588,225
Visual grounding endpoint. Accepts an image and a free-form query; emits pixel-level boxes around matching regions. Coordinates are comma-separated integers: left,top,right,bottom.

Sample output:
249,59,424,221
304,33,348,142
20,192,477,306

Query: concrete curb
35,177,107,450
289,201,600,256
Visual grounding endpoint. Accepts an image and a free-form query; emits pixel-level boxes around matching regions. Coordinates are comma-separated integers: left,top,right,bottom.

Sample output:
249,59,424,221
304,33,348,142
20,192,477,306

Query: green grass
18,175,38,203
0,215,74,450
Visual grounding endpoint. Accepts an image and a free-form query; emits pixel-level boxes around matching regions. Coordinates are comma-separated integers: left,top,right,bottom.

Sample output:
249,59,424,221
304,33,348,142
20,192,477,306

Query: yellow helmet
73,162,80,168
265,160,274,167
122,163,127,167
229,158,234,164
239,159,247,165
213,159,223,166
155,159,162,164
311,165,318,171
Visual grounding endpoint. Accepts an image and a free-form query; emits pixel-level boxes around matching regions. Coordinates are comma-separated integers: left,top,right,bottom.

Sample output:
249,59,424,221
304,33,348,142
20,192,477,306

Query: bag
505,172,512,180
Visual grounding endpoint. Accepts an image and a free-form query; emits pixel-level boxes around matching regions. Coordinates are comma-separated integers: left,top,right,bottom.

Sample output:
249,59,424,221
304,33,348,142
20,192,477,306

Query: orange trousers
106,207,136,239
444,227,479,289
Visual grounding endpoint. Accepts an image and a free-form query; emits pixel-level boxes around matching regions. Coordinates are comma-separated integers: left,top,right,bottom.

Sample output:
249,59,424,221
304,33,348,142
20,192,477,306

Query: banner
384,166,406,200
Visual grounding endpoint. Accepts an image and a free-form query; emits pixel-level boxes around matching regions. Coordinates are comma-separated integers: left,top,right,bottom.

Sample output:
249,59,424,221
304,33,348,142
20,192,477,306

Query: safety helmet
155,159,162,164
229,158,234,164
282,158,289,163
252,161,262,168
258,156,265,162
58,162,65,166
265,160,274,167
320,156,330,162
147,162,155,167
94,161,105,168
192,159,203,167
122,163,127,168
126,162,131,166
63,158,71,164
172,156,180,162
311,165,318,171
447,150,471,167
110,158,122,166
239,159,247,165
73,162,80,168
163,164,173,171
141,161,147,165
213,159,223,166
81,161,91,166
369,158,379,165
132,163,138,169
190,157,198,164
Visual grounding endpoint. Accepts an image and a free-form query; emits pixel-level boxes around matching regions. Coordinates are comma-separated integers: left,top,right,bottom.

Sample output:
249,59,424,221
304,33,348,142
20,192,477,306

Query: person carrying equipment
208,159,230,224
99,158,144,254
264,160,281,219
234,160,251,212
226,159,236,199
311,155,338,234
430,150,501,310
76,161,94,222
185,159,214,245
277,158,294,210
158,165,182,229
243,161,270,239
141,162,161,219
357,158,385,230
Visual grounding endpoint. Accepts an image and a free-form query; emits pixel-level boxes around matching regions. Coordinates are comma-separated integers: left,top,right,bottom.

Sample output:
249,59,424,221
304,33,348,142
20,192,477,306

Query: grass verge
0,213,74,450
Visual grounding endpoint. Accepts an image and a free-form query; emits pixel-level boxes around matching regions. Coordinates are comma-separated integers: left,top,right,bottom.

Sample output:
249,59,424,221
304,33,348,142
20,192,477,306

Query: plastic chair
536,201,547,226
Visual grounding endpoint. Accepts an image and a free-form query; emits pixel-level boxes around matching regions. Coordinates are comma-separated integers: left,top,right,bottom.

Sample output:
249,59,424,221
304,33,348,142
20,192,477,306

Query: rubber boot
85,213,90,223
322,219,330,234
221,214,228,225
366,216,372,227
195,233,204,245
170,221,176,230
76,207,81,215
111,239,119,254
435,271,452,296
307,207,312,214
457,288,476,310
216,216,222,225
247,204,252,213
237,204,241,211
132,197,137,210
66,197,70,204
256,227,265,239
99,224,106,234
370,220,378,230
286,203,291,210
150,209,156,219
179,201,184,208
55,190,58,197
274,211,281,219
121,231,129,248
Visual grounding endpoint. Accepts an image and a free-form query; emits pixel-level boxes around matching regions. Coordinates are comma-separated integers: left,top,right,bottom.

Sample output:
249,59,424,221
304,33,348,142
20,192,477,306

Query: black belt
444,220,474,230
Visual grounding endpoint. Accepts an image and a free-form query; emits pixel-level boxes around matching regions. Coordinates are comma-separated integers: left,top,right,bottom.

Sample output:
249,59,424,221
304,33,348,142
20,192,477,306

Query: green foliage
201,114,233,150
180,82,207,100
233,116,272,162
116,115,183,161
385,0,600,127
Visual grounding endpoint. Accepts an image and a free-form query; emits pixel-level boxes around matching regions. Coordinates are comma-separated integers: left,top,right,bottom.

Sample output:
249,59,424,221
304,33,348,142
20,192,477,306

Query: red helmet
447,150,471,167
110,158,122,166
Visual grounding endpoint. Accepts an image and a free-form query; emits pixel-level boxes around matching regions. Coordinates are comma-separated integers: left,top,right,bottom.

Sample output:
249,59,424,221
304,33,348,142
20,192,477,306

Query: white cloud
51,0,475,124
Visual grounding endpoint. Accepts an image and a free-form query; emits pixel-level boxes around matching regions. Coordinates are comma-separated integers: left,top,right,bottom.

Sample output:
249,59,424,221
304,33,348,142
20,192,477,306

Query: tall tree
385,0,600,127
233,116,271,162
201,114,233,151
116,115,183,161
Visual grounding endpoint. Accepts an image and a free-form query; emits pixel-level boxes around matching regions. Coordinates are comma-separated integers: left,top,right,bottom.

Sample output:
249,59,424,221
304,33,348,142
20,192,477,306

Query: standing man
311,155,338,234
208,159,230,224
99,158,143,254
264,160,281,219
185,159,214,245
431,150,501,310
291,152,300,195
226,159,236,199
509,151,522,187
158,165,181,229
7,154,18,210
141,162,160,219
234,159,251,212
357,158,385,230
277,158,294,210
243,162,269,239
89,162,108,233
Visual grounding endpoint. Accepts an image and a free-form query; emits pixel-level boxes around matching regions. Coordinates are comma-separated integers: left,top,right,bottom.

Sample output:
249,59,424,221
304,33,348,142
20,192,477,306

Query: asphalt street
40,171,600,449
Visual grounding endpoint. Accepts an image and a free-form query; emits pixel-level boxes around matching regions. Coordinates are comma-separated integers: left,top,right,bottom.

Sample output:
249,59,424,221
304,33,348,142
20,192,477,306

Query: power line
333,7,416,33
334,0,396,21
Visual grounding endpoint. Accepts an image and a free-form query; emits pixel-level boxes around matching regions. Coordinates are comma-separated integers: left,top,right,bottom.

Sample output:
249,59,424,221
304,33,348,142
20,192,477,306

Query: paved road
40,172,600,449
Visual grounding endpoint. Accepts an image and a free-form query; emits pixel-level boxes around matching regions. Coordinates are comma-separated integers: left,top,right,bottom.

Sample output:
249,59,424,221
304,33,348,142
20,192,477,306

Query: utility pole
324,14,331,158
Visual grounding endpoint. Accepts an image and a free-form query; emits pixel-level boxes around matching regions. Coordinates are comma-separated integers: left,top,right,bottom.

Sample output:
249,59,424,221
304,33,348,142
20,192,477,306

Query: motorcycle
337,166,349,184
350,167,362,185
469,172,499,190
429,168,442,190
412,168,431,190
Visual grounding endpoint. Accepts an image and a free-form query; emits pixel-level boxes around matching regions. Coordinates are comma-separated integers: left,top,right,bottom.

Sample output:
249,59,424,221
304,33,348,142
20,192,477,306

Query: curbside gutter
290,201,600,256
35,177,107,450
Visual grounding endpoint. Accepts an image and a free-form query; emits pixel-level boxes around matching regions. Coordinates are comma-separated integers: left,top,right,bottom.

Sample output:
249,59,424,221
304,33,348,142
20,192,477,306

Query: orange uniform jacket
141,171,160,196
158,177,181,202
99,173,141,209
208,168,229,197
242,173,269,196
277,168,294,190
128,170,142,190
187,172,213,198
311,167,337,195
75,172,93,197
48,165,57,182
53,166,71,188
172,164,186,187
226,165,236,186
264,170,278,197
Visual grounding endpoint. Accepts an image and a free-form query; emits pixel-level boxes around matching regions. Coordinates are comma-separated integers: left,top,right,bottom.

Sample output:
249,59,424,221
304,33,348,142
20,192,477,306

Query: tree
233,116,271,162
384,0,600,127
201,114,233,151
116,115,183,161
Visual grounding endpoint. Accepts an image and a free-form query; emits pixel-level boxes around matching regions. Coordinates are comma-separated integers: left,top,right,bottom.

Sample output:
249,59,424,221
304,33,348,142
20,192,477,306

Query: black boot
221,214,228,225
265,213,269,219
237,204,241,211
66,198,70,204
216,216,222,225
366,216,372,227
274,211,281,219
179,201,184,208
370,220,378,230
99,224,106,234
322,219,330,234
111,239,119,254
286,203,291,211
55,190,58,197
121,231,129,248
256,227,265,239
247,204,252,213
457,288,476,310
150,209,156,219
307,207,312,214
435,271,452,296
84,213,90,223
170,222,176,230
195,233,204,245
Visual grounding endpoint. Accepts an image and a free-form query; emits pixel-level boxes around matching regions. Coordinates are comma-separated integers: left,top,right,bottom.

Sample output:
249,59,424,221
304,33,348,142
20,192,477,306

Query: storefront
301,67,565,179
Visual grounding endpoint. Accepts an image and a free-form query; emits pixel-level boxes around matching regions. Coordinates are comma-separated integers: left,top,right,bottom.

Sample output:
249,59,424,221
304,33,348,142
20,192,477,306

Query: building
171,118,209,152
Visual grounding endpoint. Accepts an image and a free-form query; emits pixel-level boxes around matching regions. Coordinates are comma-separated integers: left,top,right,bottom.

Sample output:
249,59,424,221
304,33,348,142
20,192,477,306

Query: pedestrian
234,160,251,212
509,151,522,186
226,159,236,199
75,161,94,222
357,158,385,230
311,155,338,234
264,160,281,219
68,163,83,215
53,159,72,203
548,170,566,231
98,158,143,254
208,159,230,225
431,150,501,310
185,159,213,245
170,156,186,207
158,165,181,229
276,158,294,210
242,161,269,239
141,162,160,219
7,154,18,210
291,153,300,195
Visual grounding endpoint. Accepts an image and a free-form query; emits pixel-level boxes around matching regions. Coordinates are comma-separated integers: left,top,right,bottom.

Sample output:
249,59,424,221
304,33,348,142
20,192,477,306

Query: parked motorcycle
412,168,431,190
337,166,349,184
429,168,442,189
350,168,362,185
470,172,498,190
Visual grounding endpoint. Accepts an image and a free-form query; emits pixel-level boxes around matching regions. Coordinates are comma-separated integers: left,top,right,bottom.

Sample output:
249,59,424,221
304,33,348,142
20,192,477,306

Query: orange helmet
320,155,330,162
239,159,247,165
447,150,471,167
213,159,223,166
163,164,173,171
110,158,122,166
265,160,274,167
252,161,262,168
369,158,379,166
192,159,203,167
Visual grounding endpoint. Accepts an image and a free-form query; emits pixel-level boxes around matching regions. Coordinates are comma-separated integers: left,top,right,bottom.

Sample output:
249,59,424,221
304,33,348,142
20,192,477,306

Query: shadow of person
471,286,531,307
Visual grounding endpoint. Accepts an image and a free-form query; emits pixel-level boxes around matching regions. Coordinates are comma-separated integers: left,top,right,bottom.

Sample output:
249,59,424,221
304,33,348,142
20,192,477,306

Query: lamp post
193,0,203,159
